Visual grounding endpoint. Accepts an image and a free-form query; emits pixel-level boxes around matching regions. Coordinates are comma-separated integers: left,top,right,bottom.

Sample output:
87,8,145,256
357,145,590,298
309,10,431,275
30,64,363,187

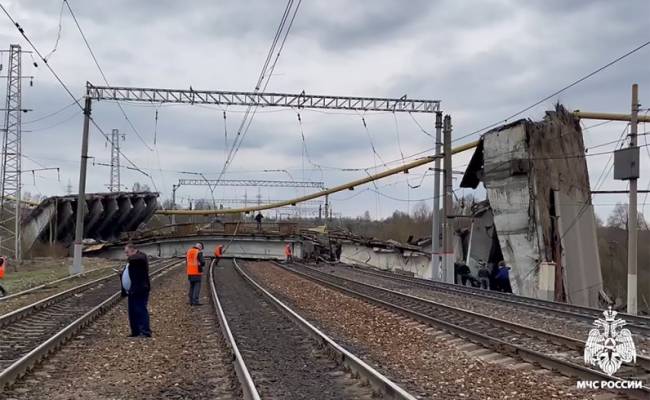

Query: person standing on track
0,256,8,297
186,242,205,305
121,243,151,338
284,243,293,263
495,260,513,293
214,244,224,266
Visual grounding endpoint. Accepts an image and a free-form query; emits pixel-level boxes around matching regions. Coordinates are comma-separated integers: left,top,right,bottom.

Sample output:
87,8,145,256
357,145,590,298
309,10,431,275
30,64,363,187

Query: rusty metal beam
156,140,479,216
573,111,650,123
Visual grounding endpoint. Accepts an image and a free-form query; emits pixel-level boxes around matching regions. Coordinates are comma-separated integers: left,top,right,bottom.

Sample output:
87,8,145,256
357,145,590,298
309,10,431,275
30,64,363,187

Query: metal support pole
465,218,474,265
324,194,330,222
627,84,639,315
431,111,442,280
71,96,92,275
171,184,178,227
442,115,454,283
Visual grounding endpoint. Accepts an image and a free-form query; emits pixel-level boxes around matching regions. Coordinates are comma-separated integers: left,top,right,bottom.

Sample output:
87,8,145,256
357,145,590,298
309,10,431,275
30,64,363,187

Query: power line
0,3,150,180
23,98,79,125
63,0,154,151
218,0,302,183
454,40,650,143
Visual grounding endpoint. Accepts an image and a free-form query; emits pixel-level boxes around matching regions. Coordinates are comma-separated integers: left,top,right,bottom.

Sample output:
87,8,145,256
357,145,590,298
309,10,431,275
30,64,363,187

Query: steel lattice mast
108,129,121,192
0,44,22,260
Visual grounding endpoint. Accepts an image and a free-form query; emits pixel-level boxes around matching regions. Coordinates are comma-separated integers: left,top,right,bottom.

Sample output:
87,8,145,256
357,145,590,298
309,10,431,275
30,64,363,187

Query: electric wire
217,0,301,184
0,4,151,180
23,98,79,125
63,0,154,151
453,40,650,143
43,0,65,61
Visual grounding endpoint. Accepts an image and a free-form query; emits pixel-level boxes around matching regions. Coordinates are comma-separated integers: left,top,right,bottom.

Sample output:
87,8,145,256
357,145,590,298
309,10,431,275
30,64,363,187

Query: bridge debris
22,192,158,257
460,105,603,306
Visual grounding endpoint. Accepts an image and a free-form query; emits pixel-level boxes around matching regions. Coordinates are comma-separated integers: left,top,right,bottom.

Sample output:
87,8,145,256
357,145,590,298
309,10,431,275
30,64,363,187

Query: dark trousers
496,278,513,293
0,283,6,297
188,275,202,304
128,291,151,336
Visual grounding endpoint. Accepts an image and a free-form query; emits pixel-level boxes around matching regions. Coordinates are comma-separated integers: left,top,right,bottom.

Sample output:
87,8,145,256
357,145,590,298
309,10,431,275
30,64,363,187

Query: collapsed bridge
22,191,158,256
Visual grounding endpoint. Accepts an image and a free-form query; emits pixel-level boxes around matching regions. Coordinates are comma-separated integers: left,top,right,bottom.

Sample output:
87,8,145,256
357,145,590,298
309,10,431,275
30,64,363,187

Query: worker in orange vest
0,256,7,297
186,243,205,305
214,244,224,265
284,243,293,263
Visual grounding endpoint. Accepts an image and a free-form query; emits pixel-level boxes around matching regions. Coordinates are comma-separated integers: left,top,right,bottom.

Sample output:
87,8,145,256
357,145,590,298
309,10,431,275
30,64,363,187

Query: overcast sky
1,0,649,219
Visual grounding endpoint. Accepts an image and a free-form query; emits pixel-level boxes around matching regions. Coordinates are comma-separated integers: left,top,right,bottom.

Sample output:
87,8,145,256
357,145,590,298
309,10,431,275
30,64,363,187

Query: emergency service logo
577,307,643,390
584,307,636,375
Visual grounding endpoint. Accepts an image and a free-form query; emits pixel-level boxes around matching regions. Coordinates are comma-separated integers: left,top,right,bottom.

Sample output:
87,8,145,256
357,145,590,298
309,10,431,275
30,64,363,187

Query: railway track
335,261,650,335
210,259,416,400
281,261,650,399
0,258,180,389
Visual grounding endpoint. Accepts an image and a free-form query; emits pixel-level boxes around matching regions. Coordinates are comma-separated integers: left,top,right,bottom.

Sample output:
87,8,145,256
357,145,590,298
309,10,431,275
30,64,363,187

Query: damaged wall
461,105,603,306
340,242,431,278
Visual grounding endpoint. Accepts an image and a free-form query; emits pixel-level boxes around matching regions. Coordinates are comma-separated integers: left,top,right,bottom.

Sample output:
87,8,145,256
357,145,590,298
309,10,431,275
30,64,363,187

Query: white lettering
577,380,644,390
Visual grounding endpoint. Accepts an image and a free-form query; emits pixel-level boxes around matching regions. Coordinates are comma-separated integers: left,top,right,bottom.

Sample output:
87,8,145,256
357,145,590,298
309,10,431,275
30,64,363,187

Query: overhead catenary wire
217,0,302,184
23,98,80,125
43,0,65,61
63,0,154,152
0,4,151,181
454,40,650,144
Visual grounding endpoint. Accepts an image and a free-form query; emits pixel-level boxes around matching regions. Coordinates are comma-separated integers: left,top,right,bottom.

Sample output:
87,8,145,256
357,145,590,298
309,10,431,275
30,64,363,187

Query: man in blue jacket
121,243,151,337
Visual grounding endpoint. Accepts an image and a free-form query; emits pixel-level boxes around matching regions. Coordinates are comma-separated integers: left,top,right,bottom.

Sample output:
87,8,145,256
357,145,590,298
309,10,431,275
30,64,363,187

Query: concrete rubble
21,192,159,256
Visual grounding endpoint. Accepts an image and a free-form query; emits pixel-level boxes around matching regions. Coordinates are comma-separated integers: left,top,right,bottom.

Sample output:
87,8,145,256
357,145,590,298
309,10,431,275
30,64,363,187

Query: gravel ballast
1,266,240,400
243,261,604,400
314,263,650,356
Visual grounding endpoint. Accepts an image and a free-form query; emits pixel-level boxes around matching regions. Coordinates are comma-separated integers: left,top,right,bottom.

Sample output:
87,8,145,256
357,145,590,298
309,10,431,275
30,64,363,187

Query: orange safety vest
0,264,4,279
214,245,224,257
186,247,201,276
284,244,292,257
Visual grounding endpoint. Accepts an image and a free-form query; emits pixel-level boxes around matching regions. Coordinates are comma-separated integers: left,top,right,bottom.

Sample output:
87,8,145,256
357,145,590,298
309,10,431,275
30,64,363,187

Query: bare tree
607,203,649,230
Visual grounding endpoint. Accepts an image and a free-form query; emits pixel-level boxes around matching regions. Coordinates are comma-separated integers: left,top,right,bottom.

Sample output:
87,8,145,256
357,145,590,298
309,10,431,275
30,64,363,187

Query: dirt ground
1,265,240,400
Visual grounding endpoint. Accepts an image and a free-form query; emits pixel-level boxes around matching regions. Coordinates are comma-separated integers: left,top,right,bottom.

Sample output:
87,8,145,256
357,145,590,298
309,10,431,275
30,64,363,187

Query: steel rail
279,262,650,399
209,261,260,400
233,259,417,400
0,259,181,389
0,259,169,326
343,263,650,334
0,265,115,303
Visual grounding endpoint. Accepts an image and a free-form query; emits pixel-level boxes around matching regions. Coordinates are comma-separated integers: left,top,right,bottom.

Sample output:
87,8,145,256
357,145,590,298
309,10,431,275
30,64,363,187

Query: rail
346,263,650,334
209,260,260,400
0,265,114,303
279,262,650,399
233,259,417,400
0,258,181,389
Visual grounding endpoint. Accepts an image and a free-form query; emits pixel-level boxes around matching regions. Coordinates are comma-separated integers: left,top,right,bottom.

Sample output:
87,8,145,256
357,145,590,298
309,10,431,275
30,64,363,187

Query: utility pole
108,129,122,192
627,83,639,315
324,194,330,222
171,183,179,227
431,111,442,280
442,115,454,283
71,96,92,275
0,44,23,262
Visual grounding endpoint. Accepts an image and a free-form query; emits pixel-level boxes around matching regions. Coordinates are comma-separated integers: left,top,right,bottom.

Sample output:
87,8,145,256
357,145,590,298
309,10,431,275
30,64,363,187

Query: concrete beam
83,198,104,237
94,198,119,240
89,235,302,261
